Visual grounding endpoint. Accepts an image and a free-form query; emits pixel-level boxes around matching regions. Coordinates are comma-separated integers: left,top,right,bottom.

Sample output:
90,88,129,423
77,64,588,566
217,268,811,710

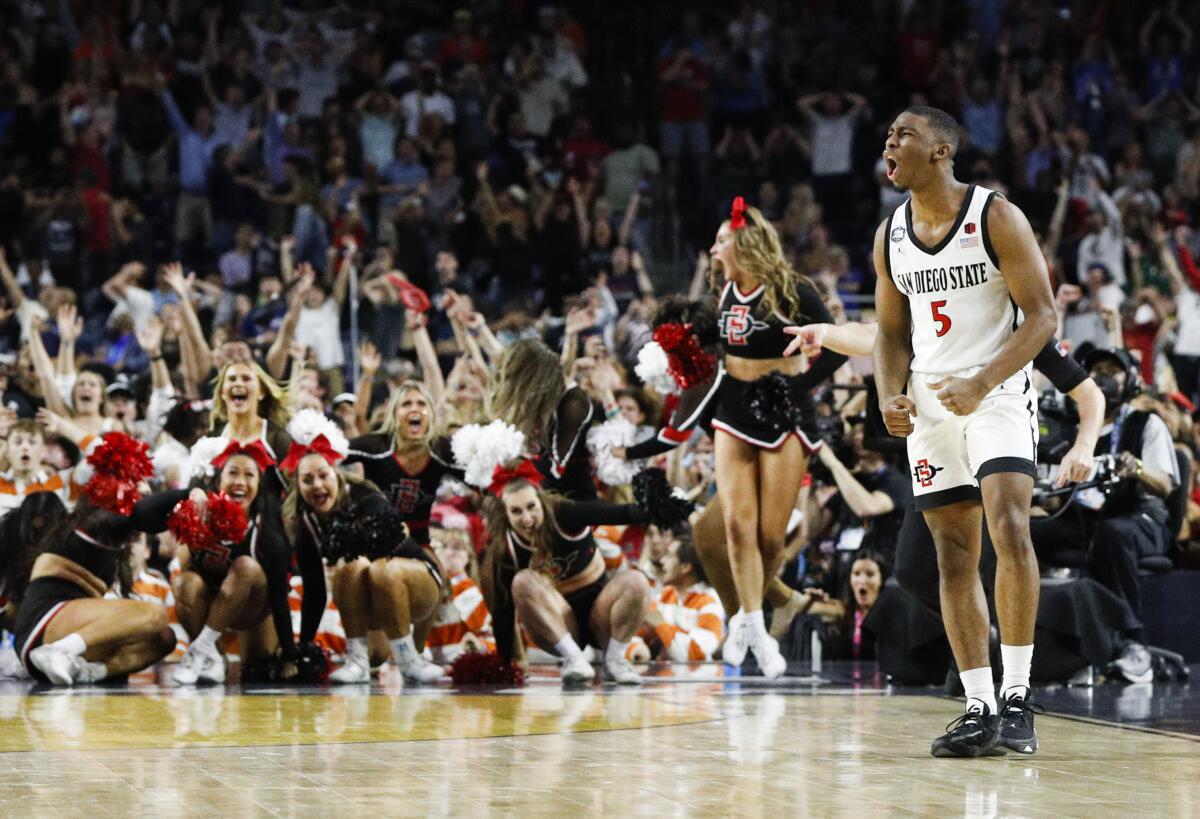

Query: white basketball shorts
906,364,1039,511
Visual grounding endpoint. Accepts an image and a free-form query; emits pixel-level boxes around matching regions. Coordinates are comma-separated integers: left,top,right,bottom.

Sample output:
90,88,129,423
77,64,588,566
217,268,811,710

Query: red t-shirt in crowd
657,55,709,123
81,187,112,253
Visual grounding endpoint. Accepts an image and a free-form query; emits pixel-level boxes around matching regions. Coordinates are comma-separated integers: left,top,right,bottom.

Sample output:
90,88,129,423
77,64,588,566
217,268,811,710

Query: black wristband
149,354,164,361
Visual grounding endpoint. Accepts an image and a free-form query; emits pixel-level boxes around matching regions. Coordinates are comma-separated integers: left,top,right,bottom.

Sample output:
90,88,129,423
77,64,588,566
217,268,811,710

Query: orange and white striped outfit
651,583,725,662
0,434,98,515
288,576,346,659
425,573,495,664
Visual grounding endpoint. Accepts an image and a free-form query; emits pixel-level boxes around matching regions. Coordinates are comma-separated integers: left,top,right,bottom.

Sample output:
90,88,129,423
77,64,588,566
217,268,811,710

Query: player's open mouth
884,154,899,179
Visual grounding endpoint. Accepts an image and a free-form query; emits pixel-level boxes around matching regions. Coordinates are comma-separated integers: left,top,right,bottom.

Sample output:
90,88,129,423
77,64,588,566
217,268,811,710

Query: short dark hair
674,526,707,586
904,105,960,156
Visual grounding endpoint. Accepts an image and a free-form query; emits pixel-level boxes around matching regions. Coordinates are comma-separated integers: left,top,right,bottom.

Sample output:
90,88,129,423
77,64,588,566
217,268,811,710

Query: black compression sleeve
295,522,327,645
256,525,298,659
1033,337,1088,394
625,436,677,460
554,501,652,531
127,489,190,535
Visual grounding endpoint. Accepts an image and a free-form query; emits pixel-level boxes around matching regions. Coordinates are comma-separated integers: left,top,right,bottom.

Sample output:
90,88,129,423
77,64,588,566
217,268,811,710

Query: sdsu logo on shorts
719,305,770,345
912,458,943,488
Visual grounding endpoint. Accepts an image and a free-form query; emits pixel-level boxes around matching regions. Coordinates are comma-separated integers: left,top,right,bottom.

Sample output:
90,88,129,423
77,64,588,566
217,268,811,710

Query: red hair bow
730,196,747,230
279,435,346,474
211,439,276,473
487,460,544,497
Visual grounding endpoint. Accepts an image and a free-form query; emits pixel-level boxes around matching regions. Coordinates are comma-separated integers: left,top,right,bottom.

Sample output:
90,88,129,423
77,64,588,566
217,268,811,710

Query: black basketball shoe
930,705,1005,758
997,689,1044,755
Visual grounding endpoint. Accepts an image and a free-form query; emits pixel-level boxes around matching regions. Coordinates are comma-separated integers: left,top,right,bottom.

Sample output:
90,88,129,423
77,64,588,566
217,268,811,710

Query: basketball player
874,107,1056,757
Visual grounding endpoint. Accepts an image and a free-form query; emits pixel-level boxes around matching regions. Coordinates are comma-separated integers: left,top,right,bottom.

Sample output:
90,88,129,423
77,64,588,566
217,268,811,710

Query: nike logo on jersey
893,262,991,297
719,305,771,345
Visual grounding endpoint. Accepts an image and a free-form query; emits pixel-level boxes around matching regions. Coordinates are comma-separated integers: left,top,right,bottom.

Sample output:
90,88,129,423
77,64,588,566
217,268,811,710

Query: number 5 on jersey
930,300,951,337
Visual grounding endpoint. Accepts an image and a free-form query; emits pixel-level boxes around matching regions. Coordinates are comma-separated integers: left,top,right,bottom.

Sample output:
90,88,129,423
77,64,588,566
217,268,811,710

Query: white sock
1000,644,1034,700
743,609,766,637
554,634,584,662
345,636,368,665
390,632,419,667
51,633,87,657
605,638,629,664
192,626,221,652
959,666,997,714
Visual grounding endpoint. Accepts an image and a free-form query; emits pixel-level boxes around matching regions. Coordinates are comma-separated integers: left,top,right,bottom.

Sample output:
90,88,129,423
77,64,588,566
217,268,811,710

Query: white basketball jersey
885,184,1018,375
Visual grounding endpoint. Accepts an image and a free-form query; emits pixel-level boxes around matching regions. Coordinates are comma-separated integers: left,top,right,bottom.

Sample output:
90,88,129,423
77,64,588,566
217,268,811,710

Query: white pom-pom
451,420,525,488
634,341,680,396
287,409,349,459
587,416,641,487
187,435,230,482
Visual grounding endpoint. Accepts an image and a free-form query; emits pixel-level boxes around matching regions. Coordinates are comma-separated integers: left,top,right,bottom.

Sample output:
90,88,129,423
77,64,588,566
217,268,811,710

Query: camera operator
813,421,910,564
1031,347,1179,625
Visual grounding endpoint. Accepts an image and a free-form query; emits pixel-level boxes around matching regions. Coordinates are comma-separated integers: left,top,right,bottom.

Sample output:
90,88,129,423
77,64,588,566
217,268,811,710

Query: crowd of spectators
1,0,1200,671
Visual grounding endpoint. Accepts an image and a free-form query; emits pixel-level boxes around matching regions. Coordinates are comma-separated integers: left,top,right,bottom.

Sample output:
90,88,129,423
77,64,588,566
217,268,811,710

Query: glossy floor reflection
1,662,1198,817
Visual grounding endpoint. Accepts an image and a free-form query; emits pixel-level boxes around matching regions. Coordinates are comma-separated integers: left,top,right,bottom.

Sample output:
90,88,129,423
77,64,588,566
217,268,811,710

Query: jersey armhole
882,213,894,281
980,191,1003,269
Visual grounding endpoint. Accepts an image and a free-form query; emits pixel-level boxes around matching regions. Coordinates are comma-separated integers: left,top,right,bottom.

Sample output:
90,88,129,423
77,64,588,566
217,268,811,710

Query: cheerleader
14,433,184,685
706,198,847,678
490,339,600,499
344,381,463,548
483,461,679,685
171,438,314,685
208,360,293,494
282,411,446,684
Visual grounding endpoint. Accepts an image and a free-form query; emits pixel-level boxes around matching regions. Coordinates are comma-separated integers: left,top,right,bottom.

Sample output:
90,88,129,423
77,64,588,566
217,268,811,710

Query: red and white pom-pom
654,323,716,391
587,416,640,488
286,409,349,459
187,435,231,482
634,341,680,396
83,432,154,514
451,420,525,489
449,651,525,686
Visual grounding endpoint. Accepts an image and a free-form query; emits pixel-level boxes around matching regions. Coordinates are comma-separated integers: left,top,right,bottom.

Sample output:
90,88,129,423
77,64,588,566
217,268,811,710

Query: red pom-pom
84,433,154,514
653,323,716,391
168,499,214,553
206,493,250,545
168,492,249,554
449,651,525,686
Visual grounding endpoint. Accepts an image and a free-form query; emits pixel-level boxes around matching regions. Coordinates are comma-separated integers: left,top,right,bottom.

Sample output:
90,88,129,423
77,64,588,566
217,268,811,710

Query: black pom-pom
746,371,804,432
632,467,694,530
295,641,332,683
324,508,408,562
240,654,282,683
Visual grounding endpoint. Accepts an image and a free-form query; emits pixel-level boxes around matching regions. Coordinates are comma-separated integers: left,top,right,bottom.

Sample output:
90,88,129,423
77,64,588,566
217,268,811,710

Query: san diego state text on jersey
892,261,991,297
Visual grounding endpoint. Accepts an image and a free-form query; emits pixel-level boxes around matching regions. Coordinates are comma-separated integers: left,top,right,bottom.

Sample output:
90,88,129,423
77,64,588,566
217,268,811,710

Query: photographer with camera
1031,347,1179,625
812,421,910,562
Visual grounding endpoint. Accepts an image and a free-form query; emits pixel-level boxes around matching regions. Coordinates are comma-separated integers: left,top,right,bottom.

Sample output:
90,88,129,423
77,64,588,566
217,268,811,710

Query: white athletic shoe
172,643,224,685
604,655,642,686
29,644,82,686
749,631,787,680
330,657,371,684
722,614,748,666
561,654,595,685
399,657,444,684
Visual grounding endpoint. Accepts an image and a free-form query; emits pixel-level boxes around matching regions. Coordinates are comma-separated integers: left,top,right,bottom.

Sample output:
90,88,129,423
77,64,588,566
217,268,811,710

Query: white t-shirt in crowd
808,112,857,176
400,91,456,137
1174,289,1200,356
295,298,344,369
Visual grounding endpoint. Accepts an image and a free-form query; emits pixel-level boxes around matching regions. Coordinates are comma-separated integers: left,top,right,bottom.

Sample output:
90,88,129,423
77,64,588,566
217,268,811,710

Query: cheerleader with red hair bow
14,433,189,685
479,456,692,686
170,435,324,685
281,411,449,684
